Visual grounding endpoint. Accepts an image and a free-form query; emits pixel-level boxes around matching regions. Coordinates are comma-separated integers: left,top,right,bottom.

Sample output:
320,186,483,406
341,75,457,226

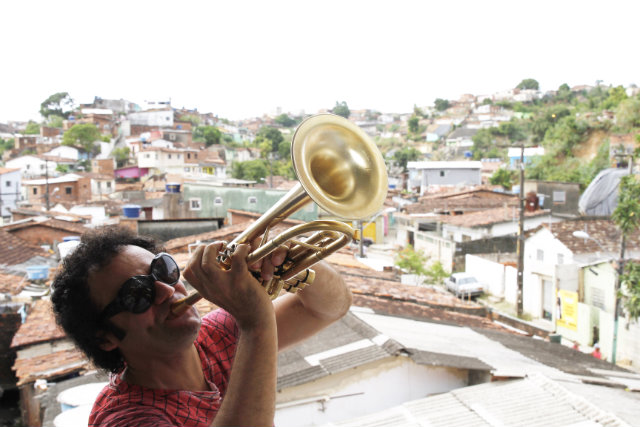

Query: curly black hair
51,226,162,373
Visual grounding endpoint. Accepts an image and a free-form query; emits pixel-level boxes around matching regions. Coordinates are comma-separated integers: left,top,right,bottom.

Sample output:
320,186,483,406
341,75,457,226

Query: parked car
445,273,484,298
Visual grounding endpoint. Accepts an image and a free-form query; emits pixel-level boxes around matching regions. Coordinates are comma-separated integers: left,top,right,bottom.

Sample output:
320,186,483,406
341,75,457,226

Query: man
51,226,351,426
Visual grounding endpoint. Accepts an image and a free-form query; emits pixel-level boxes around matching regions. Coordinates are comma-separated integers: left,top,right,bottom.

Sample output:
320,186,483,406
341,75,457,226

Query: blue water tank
122,204,141,218
63,236,81,242
165,182,181,193
26,265,50,280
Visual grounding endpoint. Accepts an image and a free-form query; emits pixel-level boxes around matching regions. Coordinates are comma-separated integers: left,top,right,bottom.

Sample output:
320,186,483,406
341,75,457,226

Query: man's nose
154,280,175,305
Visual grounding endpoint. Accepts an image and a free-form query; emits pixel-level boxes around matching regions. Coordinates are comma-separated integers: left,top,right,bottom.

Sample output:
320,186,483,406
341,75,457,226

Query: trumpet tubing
170,114,387,316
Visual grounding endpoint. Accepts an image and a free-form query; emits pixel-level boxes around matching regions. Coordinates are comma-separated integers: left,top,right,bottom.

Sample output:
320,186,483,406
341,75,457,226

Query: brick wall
92,158,115,175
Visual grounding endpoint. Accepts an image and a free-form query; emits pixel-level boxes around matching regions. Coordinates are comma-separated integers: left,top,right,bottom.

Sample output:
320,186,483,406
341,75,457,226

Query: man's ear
97,322,125,351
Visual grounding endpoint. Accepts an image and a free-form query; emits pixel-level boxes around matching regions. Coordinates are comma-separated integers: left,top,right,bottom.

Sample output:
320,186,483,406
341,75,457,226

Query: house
22,173,92,207
5,155,57,179
1,217,89,248
114,165,149,180
128,109,173,127
10,299,91,427
137,146,188,175
508,146,545,167
523,180,581,217
0,167,21,221
43,145,79,161
445,127,478,148
467,218,640,367
406,161,482,194
91,158,116,176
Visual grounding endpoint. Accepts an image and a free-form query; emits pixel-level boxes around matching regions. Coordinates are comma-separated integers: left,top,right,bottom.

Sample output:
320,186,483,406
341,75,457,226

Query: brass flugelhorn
170,114,388,316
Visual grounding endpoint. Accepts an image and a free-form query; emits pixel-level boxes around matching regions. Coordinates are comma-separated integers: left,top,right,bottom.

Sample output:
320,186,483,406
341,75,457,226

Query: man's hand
183,241,274,330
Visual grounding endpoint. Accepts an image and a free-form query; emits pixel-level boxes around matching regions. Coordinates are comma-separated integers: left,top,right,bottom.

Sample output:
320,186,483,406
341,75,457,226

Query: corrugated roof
328,374,631,427
277,311,402,390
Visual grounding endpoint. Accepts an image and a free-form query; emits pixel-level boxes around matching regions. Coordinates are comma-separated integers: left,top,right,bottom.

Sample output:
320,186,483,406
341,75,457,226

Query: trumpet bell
292,114,388,220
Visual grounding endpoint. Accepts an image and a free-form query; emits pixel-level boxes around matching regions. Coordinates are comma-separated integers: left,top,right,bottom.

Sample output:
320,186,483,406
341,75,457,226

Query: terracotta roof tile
11,300,65,348
13,347,89,385
2,218,90,235
441,206,550,228
0,230,47,266
0,270,27,295
541,218,640,254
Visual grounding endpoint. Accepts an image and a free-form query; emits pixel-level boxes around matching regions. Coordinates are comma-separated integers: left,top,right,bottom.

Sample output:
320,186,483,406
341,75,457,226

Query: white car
445,273,484,298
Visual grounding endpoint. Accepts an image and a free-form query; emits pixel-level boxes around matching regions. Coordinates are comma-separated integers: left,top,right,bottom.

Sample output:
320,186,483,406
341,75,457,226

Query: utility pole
516,145,525,316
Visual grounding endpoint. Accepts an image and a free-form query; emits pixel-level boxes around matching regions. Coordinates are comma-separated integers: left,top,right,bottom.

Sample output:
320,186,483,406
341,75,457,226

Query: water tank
165,182,181,193
57,382,108,412
122,204,141,218
26,265,50,280
63,236,81,242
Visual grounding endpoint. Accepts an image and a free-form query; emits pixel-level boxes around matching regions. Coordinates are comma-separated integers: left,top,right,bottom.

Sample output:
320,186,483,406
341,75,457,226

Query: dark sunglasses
99,252,180,322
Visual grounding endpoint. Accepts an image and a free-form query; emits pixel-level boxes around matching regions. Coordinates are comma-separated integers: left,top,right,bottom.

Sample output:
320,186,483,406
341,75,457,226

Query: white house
137,147,186,175
406,161,482,195
44,145,80,160
0,167,21,220
5,155,57,178
128,109,173,127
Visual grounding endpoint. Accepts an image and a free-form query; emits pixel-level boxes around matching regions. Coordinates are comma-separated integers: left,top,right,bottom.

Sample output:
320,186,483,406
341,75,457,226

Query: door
542,279,553,320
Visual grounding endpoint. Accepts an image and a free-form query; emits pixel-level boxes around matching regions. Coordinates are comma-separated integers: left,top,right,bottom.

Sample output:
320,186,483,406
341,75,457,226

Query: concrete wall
137,218,220,242
275,357,468,427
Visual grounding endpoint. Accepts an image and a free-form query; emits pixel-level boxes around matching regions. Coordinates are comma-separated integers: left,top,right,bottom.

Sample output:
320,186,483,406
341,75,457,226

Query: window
33,188,37,195
195,154,198,159
214,197,223,206
537,249,544,261
440,171,445,177
248,196,257,204
65,187,72,195
168,154,172,159
190,198,201,210
187,153,191,159
553,191,566,204
5,181,10,188
106,181,112,189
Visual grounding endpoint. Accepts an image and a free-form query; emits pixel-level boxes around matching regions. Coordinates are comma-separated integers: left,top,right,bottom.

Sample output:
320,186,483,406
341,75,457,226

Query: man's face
88,245,201,360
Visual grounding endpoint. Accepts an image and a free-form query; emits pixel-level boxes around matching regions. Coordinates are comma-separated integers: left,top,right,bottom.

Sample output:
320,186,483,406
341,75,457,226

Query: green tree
616,98,640,130
24,121,40,135
112,147,131,167
331,101,350,118
620,261,640,322
516,78,539,90
434,98,450,111
274,114,297,127
408,115,419,134
393,147,421,171
231,159,268,181
47,115,64,128
254,127,284,155
194,126,222,146
490,168,516,190
62,123,101,155
0,137,15,157
178,114,202,126
56,164,69,173
425,261,448,285
395,245,429,277
602,85,628,110
40,92,74,119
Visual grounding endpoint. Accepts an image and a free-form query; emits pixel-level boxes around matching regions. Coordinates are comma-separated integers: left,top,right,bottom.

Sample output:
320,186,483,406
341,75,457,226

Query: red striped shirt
89,309,238,427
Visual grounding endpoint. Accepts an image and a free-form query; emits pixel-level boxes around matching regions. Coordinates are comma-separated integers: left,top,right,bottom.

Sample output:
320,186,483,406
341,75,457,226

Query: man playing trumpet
52,226,352,426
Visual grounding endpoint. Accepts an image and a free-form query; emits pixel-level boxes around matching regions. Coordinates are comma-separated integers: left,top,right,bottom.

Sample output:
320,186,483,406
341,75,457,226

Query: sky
1,0,639,123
